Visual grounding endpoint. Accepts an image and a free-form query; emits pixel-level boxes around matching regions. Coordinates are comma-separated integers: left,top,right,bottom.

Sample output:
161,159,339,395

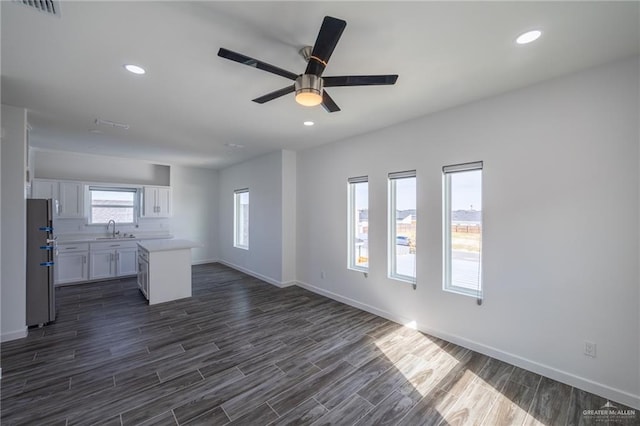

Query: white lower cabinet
137,248,149,299
55,246,89,285
55,240,166,284
117,248,138,276
89,249,116,280
89,241,139,280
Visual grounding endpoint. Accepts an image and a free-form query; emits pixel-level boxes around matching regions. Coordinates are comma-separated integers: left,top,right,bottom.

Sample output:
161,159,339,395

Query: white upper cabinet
31,179,58,199
58,181,84,218
141,186,171,218
31,179,84,218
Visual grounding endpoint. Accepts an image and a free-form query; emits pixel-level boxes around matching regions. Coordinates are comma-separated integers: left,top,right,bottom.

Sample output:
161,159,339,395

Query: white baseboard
192,258,219,266
295,279,640,410
1,327,27,342
217,260,293,288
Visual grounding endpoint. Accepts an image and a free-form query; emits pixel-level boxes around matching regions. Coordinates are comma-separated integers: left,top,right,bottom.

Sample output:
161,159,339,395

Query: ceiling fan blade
321,90,341,113
323,75,399,87
218,48,298,81
305,16,347,77
252,85,296,104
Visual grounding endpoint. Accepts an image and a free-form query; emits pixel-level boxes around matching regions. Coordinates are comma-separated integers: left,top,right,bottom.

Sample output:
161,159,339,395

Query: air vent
15,0,61,16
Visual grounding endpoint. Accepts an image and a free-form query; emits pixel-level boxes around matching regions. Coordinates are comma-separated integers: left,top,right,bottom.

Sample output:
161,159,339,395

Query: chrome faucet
107,220,118,238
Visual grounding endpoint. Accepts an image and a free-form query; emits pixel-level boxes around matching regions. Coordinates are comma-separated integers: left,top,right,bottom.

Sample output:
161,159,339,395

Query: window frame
87,186,139,225
442,161,483,300
233,188,249,250
347,176,369,272
388,170,417,284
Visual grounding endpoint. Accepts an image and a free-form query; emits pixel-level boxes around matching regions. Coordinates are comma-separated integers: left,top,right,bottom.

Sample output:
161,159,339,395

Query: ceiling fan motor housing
295,74,323,106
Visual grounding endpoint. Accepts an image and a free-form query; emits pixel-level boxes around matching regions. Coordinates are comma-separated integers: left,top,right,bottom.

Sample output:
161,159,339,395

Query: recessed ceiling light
124,64,146,75
516,30,542,45
303,121,315,126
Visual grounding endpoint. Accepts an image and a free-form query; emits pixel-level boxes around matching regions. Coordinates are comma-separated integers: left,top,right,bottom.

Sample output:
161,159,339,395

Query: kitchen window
443,161,483,300
348,176,369,271
234,189,249,250
388,170,417,284
88,187,137,224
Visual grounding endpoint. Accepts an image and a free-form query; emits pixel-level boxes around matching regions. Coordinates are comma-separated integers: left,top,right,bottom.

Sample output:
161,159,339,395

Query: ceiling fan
217,16,398,113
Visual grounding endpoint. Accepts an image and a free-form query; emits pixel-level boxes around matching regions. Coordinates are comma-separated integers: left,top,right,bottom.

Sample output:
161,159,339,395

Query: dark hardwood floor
1,263,637,425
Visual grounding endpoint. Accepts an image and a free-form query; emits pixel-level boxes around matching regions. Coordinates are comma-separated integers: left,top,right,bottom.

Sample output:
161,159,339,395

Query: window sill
389,274,416,285
443,286,482,300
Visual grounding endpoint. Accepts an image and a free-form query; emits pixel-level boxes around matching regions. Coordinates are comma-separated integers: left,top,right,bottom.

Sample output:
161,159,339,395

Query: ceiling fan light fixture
295,74,323,107
295,91,323,107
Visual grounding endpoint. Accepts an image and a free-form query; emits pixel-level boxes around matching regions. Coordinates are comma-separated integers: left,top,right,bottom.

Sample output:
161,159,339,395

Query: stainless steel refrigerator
26,198,56,326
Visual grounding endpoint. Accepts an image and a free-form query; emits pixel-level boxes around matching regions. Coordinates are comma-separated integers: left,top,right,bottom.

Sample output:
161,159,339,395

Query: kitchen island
137,239,199,305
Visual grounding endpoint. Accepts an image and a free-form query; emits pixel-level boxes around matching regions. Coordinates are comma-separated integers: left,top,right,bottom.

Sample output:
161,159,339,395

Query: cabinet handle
66,246,77,250
82,255,86,264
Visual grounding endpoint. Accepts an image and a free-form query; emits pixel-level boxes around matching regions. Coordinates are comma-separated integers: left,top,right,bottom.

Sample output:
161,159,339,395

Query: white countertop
56,234,173,244
137,239,200,252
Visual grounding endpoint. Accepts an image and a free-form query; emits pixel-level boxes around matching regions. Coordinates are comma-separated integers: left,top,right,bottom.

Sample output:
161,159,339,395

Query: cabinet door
142,187,157,217
141,186,171,218
117,248,138,276
137,258,149,300
89,250,115,280
156,187,172,217
59,182,84,218
31,180,60,216
56,252,88,284
31,180,58,199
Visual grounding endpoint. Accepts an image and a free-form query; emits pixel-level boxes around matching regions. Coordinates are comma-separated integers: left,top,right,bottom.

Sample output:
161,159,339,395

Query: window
388,170,417,283
88,187,137,224
443,161,483,299
234,189,249,249
348,177,369,271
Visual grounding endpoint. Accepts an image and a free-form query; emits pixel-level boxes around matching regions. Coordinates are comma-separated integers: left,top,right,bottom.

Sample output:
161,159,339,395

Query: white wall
33,149,170,185
218,150,287,285
1,105,28,341
281,150,297,285
170,165,219,264
296,57,640,408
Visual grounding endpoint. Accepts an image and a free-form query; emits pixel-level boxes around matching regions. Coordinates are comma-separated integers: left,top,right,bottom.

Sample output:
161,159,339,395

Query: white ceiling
2,1,638,169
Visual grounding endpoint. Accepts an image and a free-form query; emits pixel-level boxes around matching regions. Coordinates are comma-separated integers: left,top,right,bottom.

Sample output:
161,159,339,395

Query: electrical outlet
584,341,597,358
320,271,325,279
